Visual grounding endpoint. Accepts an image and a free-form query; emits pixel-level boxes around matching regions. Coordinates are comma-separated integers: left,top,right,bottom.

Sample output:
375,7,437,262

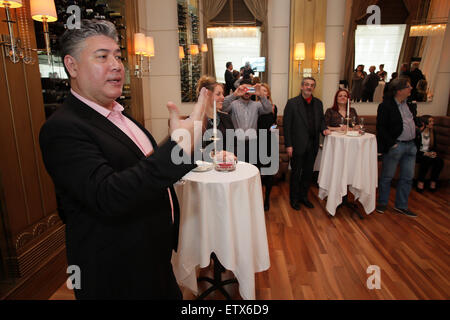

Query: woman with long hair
324,89,359,131
257,83,278,211
416,115,444,192
196,76,235,153
351,64,366,102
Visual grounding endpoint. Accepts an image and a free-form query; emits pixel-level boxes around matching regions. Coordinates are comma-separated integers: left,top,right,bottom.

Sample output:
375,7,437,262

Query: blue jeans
378,141,417,209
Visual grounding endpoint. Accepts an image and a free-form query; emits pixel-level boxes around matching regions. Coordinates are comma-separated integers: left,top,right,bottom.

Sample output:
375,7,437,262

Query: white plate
346,131,362,137
192,164,214,172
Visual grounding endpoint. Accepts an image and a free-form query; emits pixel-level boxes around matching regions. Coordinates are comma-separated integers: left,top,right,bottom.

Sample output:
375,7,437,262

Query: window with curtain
355,24,406,79
212,27,261,83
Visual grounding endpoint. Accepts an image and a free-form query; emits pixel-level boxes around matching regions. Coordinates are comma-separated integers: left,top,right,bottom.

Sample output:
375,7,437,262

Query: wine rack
177,0,201,102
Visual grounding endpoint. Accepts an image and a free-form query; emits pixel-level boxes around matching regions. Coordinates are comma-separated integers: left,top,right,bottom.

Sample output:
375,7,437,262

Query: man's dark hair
226,62,232,69
301,77,316,87
241,79,253,85
385,78,410,99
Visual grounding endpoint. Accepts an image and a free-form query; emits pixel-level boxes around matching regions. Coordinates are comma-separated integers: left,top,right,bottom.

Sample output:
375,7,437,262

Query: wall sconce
201,43,208,53
0,0,23,63
190,44,199,56
293,42,325,76
143,36,154,73
134,32,146,77
179,46,185,60
30,0,57,62
145,36,155,57
314,42,325,74
134,33,155,77
294,42,305,77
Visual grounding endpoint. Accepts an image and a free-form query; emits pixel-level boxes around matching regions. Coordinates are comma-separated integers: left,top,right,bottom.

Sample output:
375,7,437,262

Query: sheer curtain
243,0,268,82
201,0,228,77
420,0,450,95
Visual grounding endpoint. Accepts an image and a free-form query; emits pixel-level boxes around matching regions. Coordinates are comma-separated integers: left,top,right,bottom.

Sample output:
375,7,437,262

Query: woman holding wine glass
196,76,235,157
324,89,359,132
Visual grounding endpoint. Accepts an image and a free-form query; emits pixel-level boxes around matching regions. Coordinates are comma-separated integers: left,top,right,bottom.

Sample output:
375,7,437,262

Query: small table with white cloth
318,131,378,217
171,161,270,300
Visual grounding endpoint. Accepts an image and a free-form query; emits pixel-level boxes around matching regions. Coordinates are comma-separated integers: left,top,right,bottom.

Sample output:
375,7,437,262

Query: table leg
196,253,238,300
339,195,364,220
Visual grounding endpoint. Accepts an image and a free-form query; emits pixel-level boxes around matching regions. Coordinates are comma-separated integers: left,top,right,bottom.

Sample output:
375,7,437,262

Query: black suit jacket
283,95,326,156
376,97,421,154
225,69,235,95
39,93,194,299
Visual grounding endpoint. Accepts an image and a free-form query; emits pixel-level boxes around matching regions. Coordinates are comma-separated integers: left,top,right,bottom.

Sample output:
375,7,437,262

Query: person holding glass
324,89,359,132
196,76,235,154
416,115,444,192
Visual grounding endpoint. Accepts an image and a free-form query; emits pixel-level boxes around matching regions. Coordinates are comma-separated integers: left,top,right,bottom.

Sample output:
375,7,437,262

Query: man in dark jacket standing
39,19,207,299
362,65,379,102
376,78,421,217
225,62,235,95
283,77,330,211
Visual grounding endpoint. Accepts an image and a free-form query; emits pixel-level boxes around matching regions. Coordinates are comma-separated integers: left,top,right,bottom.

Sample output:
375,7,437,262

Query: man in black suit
283,77,330,211
39,20,207,299
376,78,421,217
224,62,234,95
362,65,380,102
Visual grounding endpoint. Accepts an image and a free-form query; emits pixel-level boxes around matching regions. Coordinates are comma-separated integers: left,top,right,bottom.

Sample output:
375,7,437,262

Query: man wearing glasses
376,79,421,217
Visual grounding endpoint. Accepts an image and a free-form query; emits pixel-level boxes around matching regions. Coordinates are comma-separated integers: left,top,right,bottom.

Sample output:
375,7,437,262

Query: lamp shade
134,33,146,55
145,36,155,57
179,46,185,59
314,42,325,60
0,0,22,8
190,44,199,55
294,42,305,61
201,43,208,53
30,0,57,22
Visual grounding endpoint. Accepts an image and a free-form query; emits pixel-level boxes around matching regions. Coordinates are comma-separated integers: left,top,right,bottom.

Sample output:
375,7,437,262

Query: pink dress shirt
71,89,174,222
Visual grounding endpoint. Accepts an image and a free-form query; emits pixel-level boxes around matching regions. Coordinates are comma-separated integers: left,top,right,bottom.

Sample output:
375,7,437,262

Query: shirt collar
394,97,406,106
71,89,123,118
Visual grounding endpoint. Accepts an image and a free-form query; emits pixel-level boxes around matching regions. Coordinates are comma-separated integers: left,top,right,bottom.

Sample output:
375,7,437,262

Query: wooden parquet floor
50,182,450,300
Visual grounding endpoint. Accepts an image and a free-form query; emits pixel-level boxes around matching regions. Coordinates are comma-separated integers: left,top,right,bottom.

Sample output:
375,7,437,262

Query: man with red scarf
283,77,331,211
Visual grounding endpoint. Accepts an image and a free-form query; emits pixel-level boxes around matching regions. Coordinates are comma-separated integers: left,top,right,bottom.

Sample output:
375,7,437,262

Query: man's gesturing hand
167,87,209,155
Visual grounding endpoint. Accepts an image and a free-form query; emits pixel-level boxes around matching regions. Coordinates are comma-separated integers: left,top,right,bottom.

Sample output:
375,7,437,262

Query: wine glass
359,117,365,131
339,117,345,132
351,116,356,128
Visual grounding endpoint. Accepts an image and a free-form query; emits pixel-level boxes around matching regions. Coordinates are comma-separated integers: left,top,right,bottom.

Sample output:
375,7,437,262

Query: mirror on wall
177,0,202,102
346,0,448,103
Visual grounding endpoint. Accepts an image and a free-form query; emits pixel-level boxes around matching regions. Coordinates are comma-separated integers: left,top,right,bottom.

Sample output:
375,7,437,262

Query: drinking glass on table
359,117,365,132
339,117,345,132
351,116,357,128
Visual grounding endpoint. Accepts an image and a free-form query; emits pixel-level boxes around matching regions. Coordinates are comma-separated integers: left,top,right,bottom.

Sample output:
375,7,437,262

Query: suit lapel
67,94,146,159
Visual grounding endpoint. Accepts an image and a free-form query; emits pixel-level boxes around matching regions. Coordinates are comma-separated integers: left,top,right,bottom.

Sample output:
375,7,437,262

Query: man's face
66,35,124,107
229,63,233,70
301,79,315,97
396,83,412,101
369,67,375,73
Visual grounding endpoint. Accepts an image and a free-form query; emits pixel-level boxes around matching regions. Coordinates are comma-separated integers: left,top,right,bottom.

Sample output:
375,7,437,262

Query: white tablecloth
318,132,378,216
171,162,270,300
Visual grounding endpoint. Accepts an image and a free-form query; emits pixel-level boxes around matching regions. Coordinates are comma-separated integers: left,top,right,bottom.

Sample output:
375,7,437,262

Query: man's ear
64,55,78,78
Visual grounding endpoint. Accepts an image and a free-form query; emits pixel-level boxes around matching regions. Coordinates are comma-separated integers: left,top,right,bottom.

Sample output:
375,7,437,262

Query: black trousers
289,141,317,202
417,153,444,182
361,89,375,102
